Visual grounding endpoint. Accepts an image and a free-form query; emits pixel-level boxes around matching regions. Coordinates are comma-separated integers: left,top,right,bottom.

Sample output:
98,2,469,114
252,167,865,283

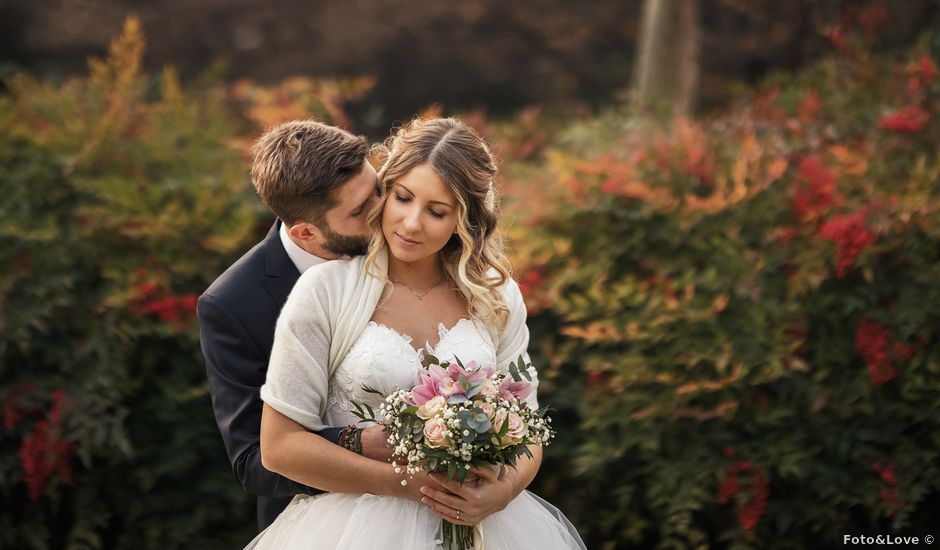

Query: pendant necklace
389,276,445,301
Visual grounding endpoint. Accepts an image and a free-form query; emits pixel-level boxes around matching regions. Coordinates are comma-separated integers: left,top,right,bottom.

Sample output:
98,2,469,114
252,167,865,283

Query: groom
197,120,392,530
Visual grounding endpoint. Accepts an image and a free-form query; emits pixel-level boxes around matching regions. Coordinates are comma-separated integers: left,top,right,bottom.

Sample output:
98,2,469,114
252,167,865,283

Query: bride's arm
259,264,421,498
260,403,408,497
493,444,543,497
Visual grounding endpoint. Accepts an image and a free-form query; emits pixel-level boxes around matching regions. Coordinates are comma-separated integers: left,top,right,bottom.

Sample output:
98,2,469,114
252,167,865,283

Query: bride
248,117,585,549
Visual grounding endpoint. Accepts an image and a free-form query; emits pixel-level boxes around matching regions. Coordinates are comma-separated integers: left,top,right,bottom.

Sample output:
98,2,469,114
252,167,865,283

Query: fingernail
420,497,428,504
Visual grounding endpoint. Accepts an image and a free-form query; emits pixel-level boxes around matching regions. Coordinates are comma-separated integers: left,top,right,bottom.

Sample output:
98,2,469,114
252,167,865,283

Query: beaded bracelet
339,425,363,454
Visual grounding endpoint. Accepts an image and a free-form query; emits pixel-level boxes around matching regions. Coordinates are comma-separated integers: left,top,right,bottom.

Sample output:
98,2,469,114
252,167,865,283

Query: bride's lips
395,233,420,246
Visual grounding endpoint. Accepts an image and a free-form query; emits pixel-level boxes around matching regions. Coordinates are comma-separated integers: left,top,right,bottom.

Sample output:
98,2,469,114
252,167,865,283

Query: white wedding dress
245,318,586,550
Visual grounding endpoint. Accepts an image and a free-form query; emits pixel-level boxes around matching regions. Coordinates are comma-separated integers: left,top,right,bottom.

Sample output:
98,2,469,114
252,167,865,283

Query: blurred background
2,1,939,548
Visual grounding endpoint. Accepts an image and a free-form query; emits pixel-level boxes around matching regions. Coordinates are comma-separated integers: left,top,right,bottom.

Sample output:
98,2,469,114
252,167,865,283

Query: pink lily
498,376,533,402
412,364,449,406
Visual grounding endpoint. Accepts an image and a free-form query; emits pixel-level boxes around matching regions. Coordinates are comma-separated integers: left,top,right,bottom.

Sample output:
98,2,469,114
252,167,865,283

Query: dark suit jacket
197,220,342,530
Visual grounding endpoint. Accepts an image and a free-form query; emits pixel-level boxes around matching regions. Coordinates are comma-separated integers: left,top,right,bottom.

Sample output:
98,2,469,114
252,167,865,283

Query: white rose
480,380,499,398
417,395,447,420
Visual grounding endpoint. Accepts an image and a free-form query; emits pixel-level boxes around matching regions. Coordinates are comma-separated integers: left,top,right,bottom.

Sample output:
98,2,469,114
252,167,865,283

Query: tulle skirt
244,490,586,550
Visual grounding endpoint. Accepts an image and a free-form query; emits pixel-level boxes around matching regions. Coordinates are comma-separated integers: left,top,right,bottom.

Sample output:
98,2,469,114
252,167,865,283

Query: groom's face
316,161,379,256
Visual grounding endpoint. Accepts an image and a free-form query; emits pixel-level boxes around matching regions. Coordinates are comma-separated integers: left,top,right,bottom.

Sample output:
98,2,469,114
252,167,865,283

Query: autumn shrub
506,25,940,550
0,19,369,549
4,9,939,550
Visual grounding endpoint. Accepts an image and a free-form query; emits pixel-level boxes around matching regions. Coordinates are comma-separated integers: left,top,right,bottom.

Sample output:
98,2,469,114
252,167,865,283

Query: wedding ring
455,509,461,521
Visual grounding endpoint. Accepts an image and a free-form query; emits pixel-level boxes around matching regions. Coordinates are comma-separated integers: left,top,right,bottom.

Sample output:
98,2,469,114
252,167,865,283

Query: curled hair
365,117,512,330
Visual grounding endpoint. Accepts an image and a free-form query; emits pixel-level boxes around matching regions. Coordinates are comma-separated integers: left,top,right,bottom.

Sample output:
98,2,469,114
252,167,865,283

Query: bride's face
382,164,459,264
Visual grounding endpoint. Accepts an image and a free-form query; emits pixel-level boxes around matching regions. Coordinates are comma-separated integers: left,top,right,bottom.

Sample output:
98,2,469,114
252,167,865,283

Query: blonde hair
365,117,512,330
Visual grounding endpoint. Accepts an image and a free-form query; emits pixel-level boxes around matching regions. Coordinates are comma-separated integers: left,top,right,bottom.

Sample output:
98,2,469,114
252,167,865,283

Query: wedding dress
245,318,586,550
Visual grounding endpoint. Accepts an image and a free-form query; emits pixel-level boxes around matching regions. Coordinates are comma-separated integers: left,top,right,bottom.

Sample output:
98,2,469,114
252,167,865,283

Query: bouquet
351,353,554,550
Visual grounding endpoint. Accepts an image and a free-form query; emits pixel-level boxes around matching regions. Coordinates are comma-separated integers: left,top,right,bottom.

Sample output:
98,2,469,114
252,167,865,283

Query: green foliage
0,18,367,549
507,29,940,550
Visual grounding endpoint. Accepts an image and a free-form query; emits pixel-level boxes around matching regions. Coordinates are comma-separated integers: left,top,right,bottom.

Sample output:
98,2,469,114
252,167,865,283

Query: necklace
389,276,445,301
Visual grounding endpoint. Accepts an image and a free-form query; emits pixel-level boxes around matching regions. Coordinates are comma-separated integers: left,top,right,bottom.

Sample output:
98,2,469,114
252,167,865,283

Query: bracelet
339,425,363,454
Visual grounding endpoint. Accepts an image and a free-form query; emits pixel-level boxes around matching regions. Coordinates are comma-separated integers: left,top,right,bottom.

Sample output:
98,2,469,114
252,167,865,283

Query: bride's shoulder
486,268,522,302
294,256,366,295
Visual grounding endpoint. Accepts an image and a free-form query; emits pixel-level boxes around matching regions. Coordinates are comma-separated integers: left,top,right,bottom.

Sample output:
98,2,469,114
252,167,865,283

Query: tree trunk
634,0,700,116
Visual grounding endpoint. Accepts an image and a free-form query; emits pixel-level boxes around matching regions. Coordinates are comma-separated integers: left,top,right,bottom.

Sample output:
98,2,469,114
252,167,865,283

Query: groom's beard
320,225,369,257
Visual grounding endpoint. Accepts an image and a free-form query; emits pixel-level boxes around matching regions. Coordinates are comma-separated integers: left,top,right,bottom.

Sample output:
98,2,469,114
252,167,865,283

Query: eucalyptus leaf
466,381,484,398
509,361,522,382
497,418,510,438
447,395,470,405
517,354,532,381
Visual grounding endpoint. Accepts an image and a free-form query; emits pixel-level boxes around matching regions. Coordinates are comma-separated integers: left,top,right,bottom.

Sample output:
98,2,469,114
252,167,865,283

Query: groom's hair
250,120,368,226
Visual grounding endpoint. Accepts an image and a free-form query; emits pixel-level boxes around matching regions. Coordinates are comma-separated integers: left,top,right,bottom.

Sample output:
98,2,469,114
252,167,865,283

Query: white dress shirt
279,222,329,274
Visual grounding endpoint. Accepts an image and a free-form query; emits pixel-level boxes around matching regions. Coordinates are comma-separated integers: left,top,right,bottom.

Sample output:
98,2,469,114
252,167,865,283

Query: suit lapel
261,220,301,308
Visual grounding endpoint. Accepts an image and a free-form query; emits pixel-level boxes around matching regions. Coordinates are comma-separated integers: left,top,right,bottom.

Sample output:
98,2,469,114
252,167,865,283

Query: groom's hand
359,425,395,463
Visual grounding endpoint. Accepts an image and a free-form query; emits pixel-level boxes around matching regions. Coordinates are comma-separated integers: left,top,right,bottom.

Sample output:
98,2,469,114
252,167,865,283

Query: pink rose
479,402,496,422
423,418,451,449
506,412,527,440
495,411,527,446
492,410,508,439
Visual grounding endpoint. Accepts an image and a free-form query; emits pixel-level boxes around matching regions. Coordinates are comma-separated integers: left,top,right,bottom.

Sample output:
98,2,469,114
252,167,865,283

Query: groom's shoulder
201,238,269,305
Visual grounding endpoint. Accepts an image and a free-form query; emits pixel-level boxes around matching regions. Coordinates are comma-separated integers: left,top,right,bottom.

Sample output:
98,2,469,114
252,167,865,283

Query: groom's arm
197,293,342,498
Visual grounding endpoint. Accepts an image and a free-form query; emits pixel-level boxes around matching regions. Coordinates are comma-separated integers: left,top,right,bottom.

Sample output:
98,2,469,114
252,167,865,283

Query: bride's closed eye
395,194,446,218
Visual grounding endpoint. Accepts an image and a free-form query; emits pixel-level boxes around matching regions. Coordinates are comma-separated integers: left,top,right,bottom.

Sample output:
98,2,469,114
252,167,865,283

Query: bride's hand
418,465,514,526
396,468,445,502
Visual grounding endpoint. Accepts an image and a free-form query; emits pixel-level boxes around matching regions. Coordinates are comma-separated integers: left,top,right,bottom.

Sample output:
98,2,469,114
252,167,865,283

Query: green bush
507,25,940,550
0,18,368,549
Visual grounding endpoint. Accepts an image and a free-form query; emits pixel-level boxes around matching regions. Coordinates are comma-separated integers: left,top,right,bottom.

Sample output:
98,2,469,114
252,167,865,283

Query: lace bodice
325,318,497,427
